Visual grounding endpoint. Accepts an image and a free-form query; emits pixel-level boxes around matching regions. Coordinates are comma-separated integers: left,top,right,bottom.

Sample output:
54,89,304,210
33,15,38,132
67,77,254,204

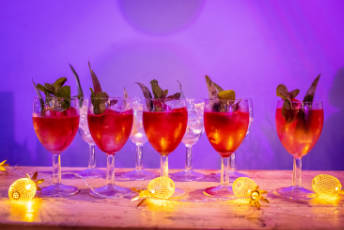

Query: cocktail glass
231,98,253,178
78,99,105,178
216,98,253,179
121,98,155,180
142,99,188,179
87,97,134,198
275,100,323,200
170,99,204,181
32,96,80,197
203,99,250,198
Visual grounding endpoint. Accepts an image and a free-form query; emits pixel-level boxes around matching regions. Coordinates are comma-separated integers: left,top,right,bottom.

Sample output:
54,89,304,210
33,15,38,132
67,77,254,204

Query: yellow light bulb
312,174,342,196
8,178,37,201
232,177,257,198
147,176,175,199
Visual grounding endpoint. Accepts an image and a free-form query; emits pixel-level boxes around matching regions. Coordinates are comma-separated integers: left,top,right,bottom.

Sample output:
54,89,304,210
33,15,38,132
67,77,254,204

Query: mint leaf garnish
276,74,320,123
151,79,168,99
205,75,223,99
69,64,84,107
303,74,320,104
32,79,44,112
137,79,181,111
276,84,299,122
177,80,185,99
88,62,109,114
204,75,236,112
88,61,102,93
34,77,71,111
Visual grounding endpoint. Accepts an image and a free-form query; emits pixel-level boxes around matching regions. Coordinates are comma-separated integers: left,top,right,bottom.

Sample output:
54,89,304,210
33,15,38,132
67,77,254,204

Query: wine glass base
171,188,186,199
275,186,313,201
41,184,79,197
78,168,105,178
170,170,204,182
203,185,235,199
119,169,156,181
89,184,135,199
215,171,248,180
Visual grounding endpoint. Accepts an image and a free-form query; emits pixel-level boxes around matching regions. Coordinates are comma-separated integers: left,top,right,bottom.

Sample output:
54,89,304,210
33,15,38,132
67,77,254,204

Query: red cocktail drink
142,99,188,178
87,97,134,198
33,108,79,154
204,110,249,157
203,99,250,198
275,100,324,200
32,97,80,197
143,108,188,155
88,109,133,154
276,108,323,159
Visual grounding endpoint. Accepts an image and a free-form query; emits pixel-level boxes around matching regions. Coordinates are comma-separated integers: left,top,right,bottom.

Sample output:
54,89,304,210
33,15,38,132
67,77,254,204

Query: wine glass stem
185,145,193,173
52,154,62,185
88,144,96,169
292,157,302,187
220,156,232,185
230,153,236,173
106,154,115,186
136,144,143,171
160,155,168,177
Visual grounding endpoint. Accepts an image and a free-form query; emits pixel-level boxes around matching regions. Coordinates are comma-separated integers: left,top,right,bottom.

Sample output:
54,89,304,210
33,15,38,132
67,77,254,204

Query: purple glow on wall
1,0,344,170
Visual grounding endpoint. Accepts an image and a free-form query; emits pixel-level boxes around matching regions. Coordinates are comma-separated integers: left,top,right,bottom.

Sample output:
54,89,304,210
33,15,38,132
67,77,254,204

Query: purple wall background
1,0,344,170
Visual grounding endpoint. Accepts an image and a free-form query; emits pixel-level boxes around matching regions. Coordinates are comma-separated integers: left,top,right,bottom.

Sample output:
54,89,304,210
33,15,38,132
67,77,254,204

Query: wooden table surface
0,167,343,230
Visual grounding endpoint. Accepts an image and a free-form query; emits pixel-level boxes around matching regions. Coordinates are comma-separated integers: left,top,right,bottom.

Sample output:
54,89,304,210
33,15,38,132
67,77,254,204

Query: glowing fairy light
232,177,269,209
132,176,175,207
8,172,44,201
312,174,343,196
8,178,37,201
147,176,175,199
0,160,9,172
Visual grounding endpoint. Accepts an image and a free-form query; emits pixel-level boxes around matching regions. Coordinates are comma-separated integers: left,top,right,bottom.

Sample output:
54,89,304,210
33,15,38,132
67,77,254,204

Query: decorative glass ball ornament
8,178,37,201
312,174,342,196
232,177,257,198
147,176,175,199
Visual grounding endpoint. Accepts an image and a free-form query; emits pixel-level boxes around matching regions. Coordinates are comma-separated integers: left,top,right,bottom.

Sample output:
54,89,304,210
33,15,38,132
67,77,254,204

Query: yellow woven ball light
8,178,37,201
147,176,175,200
312,174,343,196
232,177,257,198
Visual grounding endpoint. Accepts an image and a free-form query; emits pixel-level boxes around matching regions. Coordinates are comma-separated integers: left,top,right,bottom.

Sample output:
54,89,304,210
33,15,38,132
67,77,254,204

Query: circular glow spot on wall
118,0,204,36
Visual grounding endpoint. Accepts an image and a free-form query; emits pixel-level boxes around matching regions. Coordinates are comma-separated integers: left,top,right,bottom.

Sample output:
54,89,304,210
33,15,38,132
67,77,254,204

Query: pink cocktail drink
204,110,249,157
203,99,251,198
33,108,79,154
32,96,80,197
143,107,188,156
88,109,133,154
275,100,324,200
87,97,134,199
276,108,323,159
142,99,188,178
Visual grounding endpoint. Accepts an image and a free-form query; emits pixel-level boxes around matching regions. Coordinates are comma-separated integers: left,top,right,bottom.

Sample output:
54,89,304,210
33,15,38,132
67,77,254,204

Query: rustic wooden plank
0,167,343,230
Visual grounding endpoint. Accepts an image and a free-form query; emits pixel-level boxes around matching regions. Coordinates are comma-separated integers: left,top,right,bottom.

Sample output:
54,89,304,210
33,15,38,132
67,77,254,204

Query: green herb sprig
205,75,236,112
33,77,71,111
276,74,320,122
69,64,84,107
137,79,181,111
88,62,110,114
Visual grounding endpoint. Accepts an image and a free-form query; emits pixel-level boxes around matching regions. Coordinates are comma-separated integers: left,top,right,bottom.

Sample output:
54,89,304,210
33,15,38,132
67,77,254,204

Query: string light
0,160,9,172
132,176,175,207
8,172,44,201
312,174,343,196
232,177,269,209
8,178,37,201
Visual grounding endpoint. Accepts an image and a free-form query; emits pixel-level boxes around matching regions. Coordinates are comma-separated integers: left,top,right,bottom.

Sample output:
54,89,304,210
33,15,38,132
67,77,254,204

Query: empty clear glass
121,98,155,180
171,99,205,181
78,99,105,178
